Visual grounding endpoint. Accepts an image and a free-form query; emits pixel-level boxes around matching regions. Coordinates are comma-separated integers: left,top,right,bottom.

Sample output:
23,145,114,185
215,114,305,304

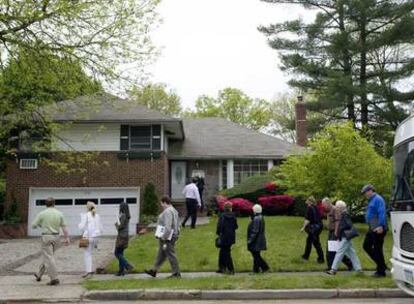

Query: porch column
267,160,274,171
226,160,234,189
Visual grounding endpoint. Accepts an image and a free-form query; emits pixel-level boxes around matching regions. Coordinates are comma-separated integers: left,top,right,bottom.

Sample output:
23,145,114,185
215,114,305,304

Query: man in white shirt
181,177,201,229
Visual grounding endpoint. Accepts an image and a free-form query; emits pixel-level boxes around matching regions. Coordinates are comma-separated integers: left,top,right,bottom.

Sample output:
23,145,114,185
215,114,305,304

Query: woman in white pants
78,201,103,278
326,200,362,275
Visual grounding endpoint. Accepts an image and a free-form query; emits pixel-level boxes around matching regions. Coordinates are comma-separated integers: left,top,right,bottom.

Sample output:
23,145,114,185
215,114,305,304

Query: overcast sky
149,0,315,109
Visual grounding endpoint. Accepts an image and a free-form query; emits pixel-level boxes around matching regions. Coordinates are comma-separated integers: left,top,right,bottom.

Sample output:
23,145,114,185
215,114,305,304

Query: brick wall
5,152,168,221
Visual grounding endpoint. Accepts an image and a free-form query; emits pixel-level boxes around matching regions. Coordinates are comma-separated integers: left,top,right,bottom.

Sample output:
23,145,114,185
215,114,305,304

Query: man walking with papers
145,196,181,278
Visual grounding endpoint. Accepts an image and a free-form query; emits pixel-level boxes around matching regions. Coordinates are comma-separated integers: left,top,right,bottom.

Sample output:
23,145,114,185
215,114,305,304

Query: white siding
55,123,120,151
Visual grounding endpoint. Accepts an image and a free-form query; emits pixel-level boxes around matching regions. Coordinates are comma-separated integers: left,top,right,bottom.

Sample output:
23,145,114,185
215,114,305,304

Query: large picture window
233,160,268,185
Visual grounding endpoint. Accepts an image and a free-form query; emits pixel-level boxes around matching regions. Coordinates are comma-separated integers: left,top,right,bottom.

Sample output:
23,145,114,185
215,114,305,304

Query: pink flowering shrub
257,195,294,215
216,195,254,216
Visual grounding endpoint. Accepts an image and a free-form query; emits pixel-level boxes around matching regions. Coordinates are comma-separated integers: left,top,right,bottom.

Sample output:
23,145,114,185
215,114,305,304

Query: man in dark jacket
247,204,269,273
216,202,238,274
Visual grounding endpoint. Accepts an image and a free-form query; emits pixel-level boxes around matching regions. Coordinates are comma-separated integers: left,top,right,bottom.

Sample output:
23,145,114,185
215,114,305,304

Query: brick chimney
295,95,307,146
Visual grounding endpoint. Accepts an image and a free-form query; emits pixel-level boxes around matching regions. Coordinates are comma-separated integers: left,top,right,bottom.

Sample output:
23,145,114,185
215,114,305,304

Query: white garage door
28,187,140,236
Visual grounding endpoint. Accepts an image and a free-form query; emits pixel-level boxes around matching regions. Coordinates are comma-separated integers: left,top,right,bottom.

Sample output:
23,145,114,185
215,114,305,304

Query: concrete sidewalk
0,272,410,302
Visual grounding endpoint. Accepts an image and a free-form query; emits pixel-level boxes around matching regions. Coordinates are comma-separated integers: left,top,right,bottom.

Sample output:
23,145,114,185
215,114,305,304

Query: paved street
77,300,414,304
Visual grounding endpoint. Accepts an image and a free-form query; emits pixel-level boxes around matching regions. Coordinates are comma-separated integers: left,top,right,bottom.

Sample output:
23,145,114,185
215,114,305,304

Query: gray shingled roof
168,118,301,159
47,93,181,123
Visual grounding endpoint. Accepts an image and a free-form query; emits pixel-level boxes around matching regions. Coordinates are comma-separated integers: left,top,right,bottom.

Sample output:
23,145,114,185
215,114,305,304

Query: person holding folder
145,196,181,278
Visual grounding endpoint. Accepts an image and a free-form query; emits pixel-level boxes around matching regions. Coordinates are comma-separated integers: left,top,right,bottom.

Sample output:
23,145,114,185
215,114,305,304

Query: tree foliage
186,88,271,131
259,0,414,154
0,0,159,86
129,83,182,116
278,123,392,215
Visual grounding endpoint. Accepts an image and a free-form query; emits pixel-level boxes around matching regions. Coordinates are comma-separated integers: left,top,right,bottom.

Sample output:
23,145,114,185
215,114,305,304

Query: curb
84,288,411,300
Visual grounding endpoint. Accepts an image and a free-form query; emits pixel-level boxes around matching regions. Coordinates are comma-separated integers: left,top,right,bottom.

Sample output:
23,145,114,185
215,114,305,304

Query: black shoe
115,271,125,276
144,269,157,277
216,269,225,274
301,255,309,261
168,272,181,278
126,264,134,272
181,223,185,228
262,267,270,273
227,270,235,275
34,274,41,282
372,272,386,278
317,259,325,264
47,279,60,286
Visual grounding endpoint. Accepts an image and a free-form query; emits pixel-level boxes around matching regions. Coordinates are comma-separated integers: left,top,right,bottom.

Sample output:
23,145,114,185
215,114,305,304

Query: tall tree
128,83,182,116
186,88,271,131
259,0,414,153
0,1,159,86
0,49,102,172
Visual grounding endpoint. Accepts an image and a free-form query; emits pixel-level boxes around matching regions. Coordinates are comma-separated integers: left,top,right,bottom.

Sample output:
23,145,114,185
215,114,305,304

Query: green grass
85,273,395,290
106,216,393,273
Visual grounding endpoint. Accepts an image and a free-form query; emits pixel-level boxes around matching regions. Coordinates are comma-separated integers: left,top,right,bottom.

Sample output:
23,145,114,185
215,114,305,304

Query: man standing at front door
32,197,70,285
181,177,201,229
361,184,388,277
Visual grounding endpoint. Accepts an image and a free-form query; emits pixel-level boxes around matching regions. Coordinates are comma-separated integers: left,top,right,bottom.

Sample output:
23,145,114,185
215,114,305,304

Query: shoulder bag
79,213,90,248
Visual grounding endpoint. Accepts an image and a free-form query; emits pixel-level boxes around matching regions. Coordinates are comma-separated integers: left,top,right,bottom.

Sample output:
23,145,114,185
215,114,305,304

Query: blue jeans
115,247,130,273
331,239,361,271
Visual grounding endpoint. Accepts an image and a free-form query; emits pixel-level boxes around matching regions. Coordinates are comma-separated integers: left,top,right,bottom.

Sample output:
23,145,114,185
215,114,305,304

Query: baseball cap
361,184,374,194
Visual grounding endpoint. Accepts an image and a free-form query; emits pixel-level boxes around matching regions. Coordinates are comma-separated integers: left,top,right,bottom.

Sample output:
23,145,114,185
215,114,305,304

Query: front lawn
85,273,395,290
106,216,392,273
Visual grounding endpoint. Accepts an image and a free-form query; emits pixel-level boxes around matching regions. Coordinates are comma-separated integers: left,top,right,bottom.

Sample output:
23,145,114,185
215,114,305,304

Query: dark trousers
114,247,130,273
303,231,324,261
250,250,269,273
326,232,353,270
363,230,387,274
218,246,234,272
182,198,198,228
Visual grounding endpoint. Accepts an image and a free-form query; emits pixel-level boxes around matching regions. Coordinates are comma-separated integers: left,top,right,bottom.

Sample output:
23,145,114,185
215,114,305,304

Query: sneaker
168,272,181,278
34,273,41,282
325,269,336,275
126,264,134,272
81,272,94,278
47,279,60,286
372,272,386,278
144,269,157,277
114,271,125,276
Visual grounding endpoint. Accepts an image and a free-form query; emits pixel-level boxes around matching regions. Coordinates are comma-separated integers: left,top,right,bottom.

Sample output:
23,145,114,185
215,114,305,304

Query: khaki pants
154,238,180,274
37,235,60,281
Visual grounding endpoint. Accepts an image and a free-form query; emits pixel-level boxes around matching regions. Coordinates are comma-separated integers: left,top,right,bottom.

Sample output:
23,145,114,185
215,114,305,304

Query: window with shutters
120,125,162,151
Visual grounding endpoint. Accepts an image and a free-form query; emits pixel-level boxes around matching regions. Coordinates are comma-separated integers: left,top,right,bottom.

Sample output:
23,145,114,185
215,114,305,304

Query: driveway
0,236,115,275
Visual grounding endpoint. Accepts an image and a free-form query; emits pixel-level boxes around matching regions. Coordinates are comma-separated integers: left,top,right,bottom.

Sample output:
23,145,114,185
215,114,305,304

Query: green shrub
279,123,392,216
142,183,159,217
4,202,21,224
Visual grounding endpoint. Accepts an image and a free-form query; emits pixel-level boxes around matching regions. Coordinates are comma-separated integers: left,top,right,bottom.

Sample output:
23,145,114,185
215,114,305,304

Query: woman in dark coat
216,202,238,274
114,202,134,276
247,204,269,273
300,196,324,263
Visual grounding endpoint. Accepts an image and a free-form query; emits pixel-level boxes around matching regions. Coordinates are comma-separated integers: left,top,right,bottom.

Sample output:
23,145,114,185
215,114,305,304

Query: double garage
28,187,140,236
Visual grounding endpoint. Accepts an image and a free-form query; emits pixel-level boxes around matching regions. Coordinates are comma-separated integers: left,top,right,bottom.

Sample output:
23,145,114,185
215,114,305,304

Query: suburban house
5,94,300,236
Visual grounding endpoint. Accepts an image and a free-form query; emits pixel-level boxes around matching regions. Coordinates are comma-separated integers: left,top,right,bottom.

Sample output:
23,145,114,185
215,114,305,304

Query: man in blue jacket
361,184,388,277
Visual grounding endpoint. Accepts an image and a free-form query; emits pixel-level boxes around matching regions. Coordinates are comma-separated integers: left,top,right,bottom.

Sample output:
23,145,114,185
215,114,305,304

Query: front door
171,161,187,200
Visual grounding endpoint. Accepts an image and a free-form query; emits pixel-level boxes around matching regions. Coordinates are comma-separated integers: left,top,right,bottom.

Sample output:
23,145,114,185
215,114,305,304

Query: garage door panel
29,187,140,236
